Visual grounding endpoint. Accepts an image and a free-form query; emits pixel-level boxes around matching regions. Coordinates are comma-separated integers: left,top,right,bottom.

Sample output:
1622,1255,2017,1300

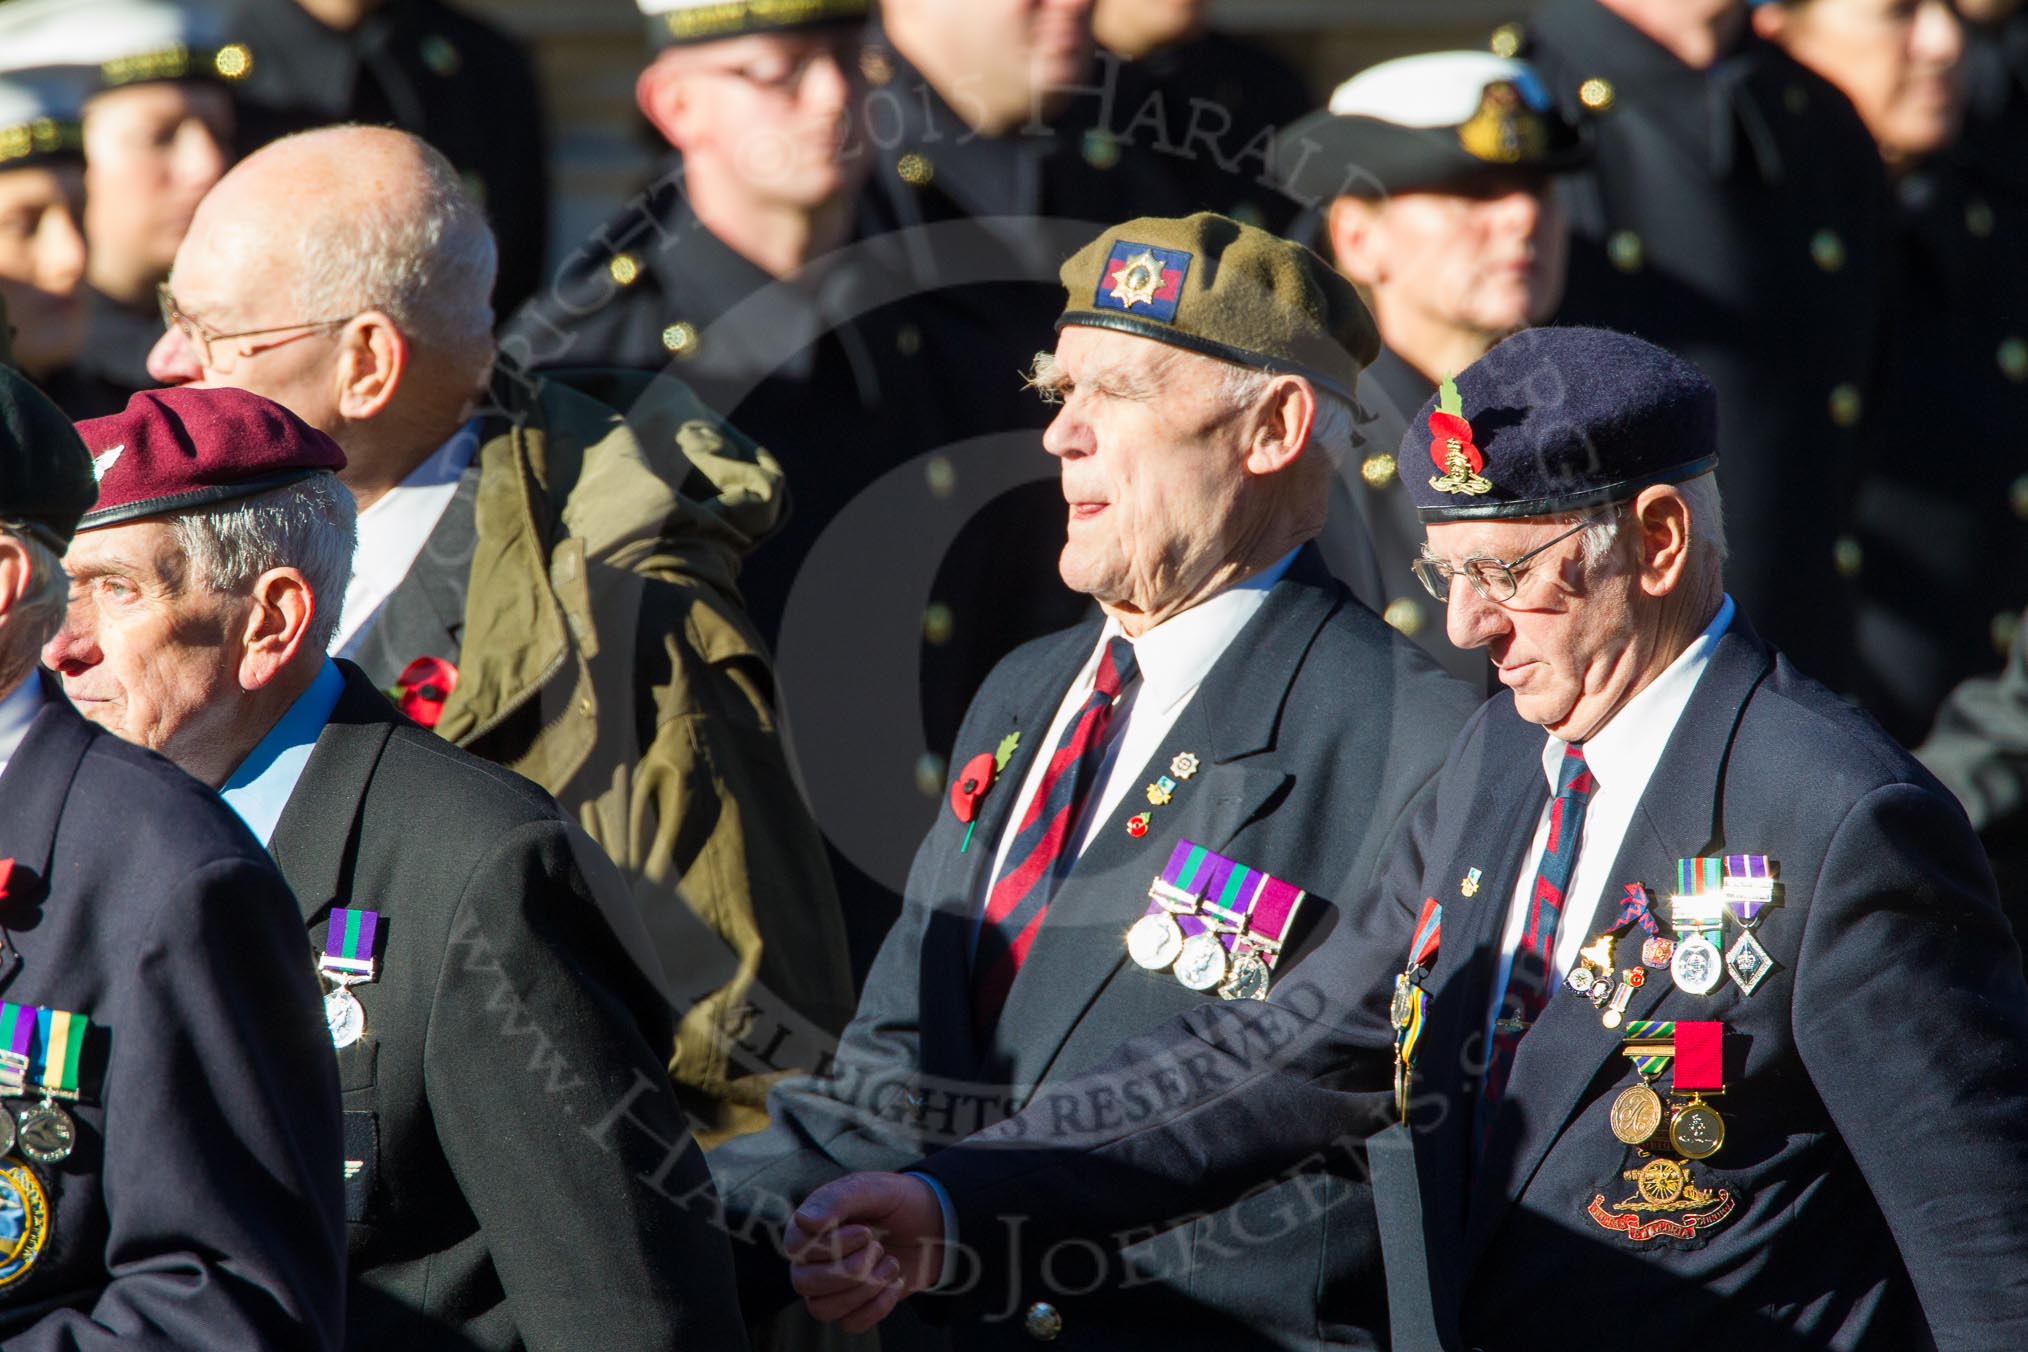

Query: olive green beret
0,366,98,552
1056,212,1379,403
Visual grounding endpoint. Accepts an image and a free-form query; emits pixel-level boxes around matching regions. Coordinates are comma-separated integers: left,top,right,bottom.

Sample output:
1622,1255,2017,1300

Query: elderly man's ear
1243,376,1319,478
332,311,408,421
236,568,317,692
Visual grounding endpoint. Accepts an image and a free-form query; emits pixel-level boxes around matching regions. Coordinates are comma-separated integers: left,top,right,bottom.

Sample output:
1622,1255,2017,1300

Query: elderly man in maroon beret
44,385,747,1352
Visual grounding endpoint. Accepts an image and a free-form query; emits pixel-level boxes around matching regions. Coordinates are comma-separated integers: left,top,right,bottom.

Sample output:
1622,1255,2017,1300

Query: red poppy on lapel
950,752,998,825
391,656,459,729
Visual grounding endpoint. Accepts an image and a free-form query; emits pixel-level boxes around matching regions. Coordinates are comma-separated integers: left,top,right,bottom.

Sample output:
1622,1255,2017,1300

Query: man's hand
785,1172,946,1332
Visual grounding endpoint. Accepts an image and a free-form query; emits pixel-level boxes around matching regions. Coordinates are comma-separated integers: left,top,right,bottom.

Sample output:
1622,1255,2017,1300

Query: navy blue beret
1403,326,1719,522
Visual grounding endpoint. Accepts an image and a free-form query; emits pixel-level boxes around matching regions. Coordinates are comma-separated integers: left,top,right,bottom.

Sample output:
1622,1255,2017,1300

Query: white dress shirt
332,420,479,657
0,677,43,778
975,549,1299,934
1484,594,1735,1047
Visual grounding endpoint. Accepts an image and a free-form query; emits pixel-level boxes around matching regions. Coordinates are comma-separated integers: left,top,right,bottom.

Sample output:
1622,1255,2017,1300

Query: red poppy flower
393,655,459,729
950,752,998,824
0,858,12,901
1428,409,1486,473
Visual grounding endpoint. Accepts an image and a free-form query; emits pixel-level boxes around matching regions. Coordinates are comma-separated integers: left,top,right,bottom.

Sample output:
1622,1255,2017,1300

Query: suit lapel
986,557,1339,1088
1464,620,1776,1269
0,688,97,995
268,664,400,926
345,464,479,690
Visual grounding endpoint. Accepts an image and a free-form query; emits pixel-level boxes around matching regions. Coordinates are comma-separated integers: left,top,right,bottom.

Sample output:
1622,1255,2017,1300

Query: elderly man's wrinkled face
1037,326,1266,626
43,521,248,769
1758,0,1964,164
1425,513,1644,739
0,165,88,378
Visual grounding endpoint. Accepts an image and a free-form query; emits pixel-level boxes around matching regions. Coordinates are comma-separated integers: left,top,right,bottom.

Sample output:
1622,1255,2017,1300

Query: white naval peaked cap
635,0,870,48
1328,51,1554,128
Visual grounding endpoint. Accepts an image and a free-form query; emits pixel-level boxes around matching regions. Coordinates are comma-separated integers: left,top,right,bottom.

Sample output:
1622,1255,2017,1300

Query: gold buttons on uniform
1081,129,1120,170
661,321,699,358
1827,382,1863,428
608,253,640,286
923,604,954,646
925,454,956,498
897,152,934,187
1968,196,1996,239
1382,598,1426,637
1832,534,1864,579
1023,1302,1063,1341
213,42,252,80
577,696,594,717
1809,229,1845,272
420,34,462,77
859,48,892,85
1360,453,1397,488
1490,22,1522,58
1998,337,2028,383
896,323,922,356
1579,78,1615,113
1606,230,1643,273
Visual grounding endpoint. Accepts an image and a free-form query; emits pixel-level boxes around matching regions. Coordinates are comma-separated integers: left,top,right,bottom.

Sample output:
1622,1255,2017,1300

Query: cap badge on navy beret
1096,242,1190,323
1427,375,1493,496
1458,81,1547,165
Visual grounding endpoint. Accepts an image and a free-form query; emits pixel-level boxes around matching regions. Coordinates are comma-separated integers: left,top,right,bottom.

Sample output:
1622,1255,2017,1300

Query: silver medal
1670,933,1725,996
1173,930,1228,991
1126,912,1184,970
325,985,367,1048
16,1102,74,1165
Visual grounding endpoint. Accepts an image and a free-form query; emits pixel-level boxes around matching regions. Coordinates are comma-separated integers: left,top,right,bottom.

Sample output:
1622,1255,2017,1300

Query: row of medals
1570,931,1727,1188
0,1070,76,1167
1126,878,1274,1001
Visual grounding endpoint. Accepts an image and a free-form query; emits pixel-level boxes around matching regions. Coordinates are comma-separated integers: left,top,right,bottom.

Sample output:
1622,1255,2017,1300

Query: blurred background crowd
2,0,2026,969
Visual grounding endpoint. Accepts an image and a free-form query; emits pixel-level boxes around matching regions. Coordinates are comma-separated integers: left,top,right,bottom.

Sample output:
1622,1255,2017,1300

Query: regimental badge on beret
1427,374,1492,496
1094,242,1191,324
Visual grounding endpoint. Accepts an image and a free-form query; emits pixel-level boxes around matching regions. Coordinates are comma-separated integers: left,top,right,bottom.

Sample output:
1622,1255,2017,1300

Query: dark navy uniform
0,686,346,1348
1512,0,1890,693
1851,153,2028,743
217,0,548,314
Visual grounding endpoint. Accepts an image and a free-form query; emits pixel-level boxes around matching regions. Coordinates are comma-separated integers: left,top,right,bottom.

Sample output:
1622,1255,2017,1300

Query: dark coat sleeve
11,857,346,1350
422,817,748,1351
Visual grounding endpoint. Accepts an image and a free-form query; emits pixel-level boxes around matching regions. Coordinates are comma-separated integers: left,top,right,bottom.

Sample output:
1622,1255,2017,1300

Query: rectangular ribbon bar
1673,1020,1725,1091
1671,894,1726,929
34,1007,87,1101
0,1003,32,1090
1676,856,1725,896
1409,898,1442,971
323,907,380,977
1141,840,1307,964
1723,853,1778,915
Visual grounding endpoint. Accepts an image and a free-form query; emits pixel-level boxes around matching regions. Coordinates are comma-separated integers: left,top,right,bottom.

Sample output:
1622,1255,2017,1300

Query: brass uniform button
1998,336,2028,383
1023,1302,1063,1341
1081,128,1120,170
914,753,947,798
859,48,893,86
1968,196,1996,239
420,34,462,78
577,696,594,717
2009,473,2028,521
1827,382,1863,428
1994,610,2021,656
1809,229,1845,273
897,152,934,187
661,321,699,358
1579,77,1615,113
607,253,640,287
925,454,956,498
1360,453,1397,488
1382,598,1426,637
213,42,252,81
1832,534,1864,579
1490,22,1522,58
896,323,922,356
1606,230,1643,273
923,603,954,646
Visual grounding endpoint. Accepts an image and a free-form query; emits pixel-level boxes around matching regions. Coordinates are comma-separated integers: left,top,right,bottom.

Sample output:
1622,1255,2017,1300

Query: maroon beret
75,387,347,531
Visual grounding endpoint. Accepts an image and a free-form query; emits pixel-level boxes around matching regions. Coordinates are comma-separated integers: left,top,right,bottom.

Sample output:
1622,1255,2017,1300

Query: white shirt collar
1099,549,1300,710
1539,593,1737,791
0,678,43,778
332,420,480,657
220,659,347,846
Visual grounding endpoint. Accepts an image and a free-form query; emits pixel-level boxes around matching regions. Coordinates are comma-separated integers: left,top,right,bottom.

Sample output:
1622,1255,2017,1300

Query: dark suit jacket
0,684,344,1348
910,612,2028,1350
269,664,746,1351
710,551,1479,1349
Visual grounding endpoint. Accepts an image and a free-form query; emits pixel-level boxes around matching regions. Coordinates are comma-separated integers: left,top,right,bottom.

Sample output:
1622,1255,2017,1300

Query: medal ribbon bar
1677,856,1725,896
0,1004,32,1091
1673,1020,1724,1092
322,907,381,978
31,1008,86,1102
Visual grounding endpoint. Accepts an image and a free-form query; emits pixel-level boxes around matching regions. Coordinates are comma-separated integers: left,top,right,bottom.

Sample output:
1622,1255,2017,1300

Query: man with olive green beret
707,211,1479,1350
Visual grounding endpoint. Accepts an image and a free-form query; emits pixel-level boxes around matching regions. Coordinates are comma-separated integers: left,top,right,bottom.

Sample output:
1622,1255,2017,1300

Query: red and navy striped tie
1478,743,1597,1159
972,636,1139,1032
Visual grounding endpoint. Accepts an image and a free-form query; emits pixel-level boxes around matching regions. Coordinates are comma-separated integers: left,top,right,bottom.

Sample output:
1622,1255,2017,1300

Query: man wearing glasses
783,326,2028,1350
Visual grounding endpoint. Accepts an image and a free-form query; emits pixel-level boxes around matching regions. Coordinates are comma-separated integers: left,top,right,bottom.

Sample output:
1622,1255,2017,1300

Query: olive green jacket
427,371,855,1139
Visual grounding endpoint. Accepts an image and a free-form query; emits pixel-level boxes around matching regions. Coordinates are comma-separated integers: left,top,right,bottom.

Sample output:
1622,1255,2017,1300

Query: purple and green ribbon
322,907,380,977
